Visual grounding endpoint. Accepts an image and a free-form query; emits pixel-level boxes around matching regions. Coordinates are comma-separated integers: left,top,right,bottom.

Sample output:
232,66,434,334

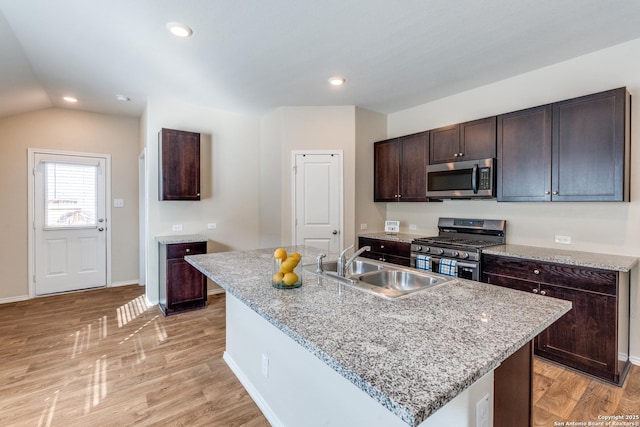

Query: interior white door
294,153,342,252
33,152,107,295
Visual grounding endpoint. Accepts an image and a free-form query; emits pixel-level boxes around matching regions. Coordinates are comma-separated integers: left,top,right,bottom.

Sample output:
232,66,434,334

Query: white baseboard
109,280,140,287
223,351,283,427
630,355,640,366
0,295,30,305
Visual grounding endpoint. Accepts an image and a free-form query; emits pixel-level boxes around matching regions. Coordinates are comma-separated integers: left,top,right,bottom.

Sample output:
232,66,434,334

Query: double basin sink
303,257,453,300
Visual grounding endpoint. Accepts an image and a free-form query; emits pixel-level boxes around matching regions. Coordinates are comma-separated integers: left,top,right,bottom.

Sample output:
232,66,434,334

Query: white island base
224,294,494,427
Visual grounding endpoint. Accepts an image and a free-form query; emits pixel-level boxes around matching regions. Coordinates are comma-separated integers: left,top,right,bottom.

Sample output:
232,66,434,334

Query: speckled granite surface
155,234,208,244
186,246,571,426
483,244,638,272
358,232,427,244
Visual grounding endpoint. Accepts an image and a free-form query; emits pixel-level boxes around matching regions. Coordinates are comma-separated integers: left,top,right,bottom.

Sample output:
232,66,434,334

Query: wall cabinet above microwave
429,116,496,164
497,87,630,202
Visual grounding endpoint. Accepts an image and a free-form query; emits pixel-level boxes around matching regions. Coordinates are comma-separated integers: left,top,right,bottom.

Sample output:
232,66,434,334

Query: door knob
98,227,104,232
332,230,338,235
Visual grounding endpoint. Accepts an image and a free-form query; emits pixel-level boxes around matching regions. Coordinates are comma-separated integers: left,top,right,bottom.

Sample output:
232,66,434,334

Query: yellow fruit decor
272,248,302,288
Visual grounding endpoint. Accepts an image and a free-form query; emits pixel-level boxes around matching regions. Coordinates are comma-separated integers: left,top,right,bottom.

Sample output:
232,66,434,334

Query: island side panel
224,293,494,427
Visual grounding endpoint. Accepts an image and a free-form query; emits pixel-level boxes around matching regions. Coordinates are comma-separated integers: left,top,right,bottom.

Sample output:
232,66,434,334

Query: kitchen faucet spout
337,245,371,277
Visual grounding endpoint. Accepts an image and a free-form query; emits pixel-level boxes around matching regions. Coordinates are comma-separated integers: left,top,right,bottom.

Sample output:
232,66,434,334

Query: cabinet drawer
483,254,617,295
167,242,207,260
359,237,410,257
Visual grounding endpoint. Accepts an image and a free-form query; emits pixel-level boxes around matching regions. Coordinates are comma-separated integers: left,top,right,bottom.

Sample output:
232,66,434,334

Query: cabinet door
535,284,618,381
460,117,496,161
167,258,206,306
159,128,201,201
429,124,459,164
399,132,428,201
497,105,552,201
374,139,400,202
482,272,539,294
552,87,629,201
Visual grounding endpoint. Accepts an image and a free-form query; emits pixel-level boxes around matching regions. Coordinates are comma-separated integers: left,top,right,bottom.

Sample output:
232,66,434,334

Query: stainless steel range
410,217,506,281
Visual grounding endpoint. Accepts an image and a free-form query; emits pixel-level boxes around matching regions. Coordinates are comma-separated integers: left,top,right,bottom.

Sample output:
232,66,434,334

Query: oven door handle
430,257,476,270
471,163,478,194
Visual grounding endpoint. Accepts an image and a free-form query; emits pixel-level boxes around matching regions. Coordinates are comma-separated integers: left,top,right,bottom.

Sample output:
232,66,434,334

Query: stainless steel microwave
426,158,496,199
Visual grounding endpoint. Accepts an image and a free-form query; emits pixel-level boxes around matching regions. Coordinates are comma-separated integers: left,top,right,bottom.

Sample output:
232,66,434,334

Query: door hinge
293,165,297,173
33,274,36,283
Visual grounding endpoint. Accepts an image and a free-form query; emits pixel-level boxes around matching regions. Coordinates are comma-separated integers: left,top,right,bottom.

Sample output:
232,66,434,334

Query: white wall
143,97,261,303
385,38,640,361
0,108,140,301
261,106,359,250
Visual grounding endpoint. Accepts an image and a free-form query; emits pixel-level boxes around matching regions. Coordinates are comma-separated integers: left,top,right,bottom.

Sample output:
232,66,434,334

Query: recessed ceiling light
167,22,193,38
63,96,78,103
328,76,346,86
116,94,131,102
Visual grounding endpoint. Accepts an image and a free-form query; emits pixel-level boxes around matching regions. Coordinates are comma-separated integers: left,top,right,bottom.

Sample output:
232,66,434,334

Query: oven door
426,158,495,199
411,253,480,281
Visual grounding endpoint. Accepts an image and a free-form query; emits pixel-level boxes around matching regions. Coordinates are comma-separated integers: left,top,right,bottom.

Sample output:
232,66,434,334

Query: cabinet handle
540,290,547,296
380,245,385,249
454,153,459,157
552,191,558,195
459,152,464,157
545,191,551,195
398,194,401,198
533,269,540,275
532,288,539,294
186,248,191,253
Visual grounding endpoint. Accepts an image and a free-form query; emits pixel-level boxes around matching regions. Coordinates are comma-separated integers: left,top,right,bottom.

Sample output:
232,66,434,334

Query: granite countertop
483,244,638,272
155,234,209,245
358,232,426,244
186,246,571,427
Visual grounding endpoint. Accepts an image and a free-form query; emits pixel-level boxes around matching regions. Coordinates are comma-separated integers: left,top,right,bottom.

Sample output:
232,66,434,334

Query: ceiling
2,0,640,119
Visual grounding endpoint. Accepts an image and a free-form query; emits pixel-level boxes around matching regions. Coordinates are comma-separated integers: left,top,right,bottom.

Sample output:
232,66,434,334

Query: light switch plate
113,199,124,208
384,220,400,234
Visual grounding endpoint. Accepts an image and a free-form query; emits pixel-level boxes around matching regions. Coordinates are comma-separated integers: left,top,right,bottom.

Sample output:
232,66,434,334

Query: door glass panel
44,162,98,228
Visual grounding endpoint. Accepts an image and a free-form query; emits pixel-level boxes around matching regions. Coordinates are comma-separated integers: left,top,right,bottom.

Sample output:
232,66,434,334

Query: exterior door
33,152,108,295
293,153,342,253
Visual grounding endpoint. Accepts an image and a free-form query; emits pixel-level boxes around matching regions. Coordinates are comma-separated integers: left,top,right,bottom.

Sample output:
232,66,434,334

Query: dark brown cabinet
159,128,201,201
429,117,496,164
482,254,630,385
494,341,533,427
497,87,630,202
159,241,207,316
358,237,411,266
374,132,428,202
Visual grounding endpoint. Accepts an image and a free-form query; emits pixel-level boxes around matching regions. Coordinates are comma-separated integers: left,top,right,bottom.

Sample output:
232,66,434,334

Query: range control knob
424,247,431,253
416,246,423,251
451,251,459,257
461,252,470,259
437,248,444,255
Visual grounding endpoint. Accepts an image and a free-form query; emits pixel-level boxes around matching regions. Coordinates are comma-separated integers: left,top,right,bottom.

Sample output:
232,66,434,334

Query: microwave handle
472,163,478,194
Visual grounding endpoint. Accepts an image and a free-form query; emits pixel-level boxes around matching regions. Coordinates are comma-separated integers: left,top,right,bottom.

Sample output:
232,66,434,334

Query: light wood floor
0,285,637,427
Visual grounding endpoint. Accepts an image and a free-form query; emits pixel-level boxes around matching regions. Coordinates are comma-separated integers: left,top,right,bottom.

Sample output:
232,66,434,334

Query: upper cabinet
374,132,428,202
429,117,496,164
498,87,630,202
159,128,201,201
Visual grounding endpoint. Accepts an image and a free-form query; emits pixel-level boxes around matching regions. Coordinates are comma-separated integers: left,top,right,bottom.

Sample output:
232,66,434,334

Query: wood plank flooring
0,285,638,426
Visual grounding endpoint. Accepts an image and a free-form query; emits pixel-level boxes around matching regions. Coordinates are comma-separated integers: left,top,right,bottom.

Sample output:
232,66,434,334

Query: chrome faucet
316,253,327,274
337,244,371,277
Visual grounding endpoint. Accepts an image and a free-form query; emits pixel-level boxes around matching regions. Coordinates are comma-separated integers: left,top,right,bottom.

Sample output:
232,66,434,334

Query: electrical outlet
261,354,269,378
113,199,124,208
555,235,571,244
172,224,183,231
207,223,217,230
360,223,368,230
476,394,489,427
409,224,417,230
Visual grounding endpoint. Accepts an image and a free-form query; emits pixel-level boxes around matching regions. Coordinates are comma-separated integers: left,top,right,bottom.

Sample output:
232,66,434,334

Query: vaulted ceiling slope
1,0,640,119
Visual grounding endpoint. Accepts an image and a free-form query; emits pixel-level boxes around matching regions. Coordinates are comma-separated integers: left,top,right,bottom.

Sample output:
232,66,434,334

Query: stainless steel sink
303,257,452,299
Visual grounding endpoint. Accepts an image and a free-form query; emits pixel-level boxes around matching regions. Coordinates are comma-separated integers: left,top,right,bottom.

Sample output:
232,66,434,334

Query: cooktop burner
413,236,502,249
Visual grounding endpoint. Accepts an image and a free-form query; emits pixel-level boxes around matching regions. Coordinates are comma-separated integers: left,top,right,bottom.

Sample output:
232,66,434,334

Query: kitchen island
186,246,571,427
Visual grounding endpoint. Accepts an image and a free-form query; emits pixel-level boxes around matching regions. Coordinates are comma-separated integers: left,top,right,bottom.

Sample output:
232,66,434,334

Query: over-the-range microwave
425,158,496,199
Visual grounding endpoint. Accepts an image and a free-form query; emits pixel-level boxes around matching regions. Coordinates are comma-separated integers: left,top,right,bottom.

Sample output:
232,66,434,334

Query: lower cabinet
358,237,411,267
159,241,207,316
494,341,532,427
482,254,629,385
